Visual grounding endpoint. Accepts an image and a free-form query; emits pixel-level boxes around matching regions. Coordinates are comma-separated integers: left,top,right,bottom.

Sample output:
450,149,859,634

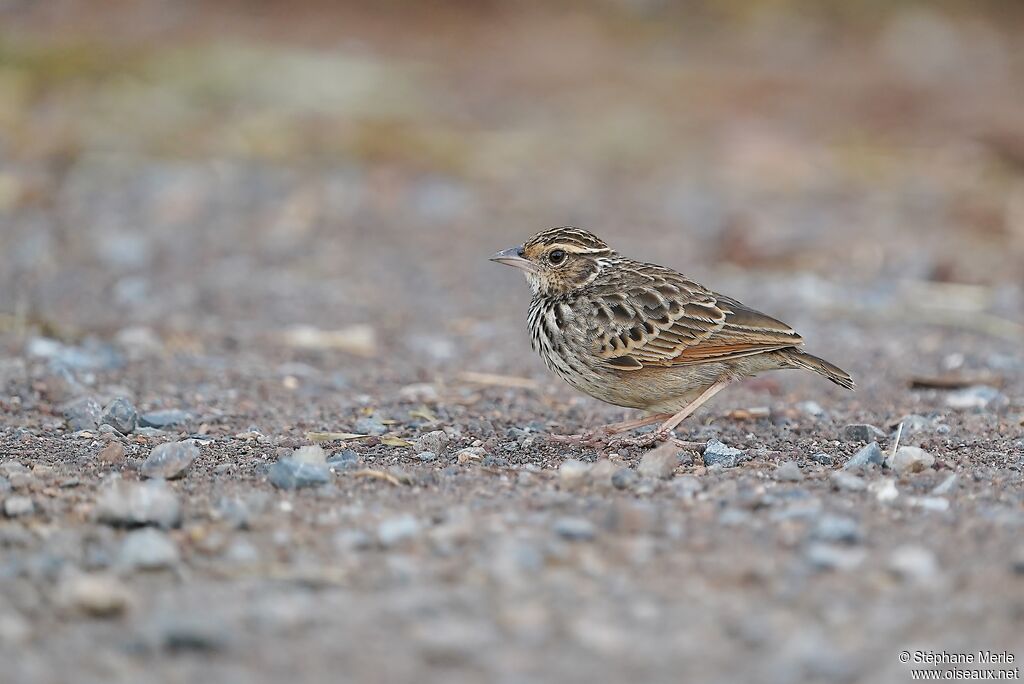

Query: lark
491,227,853,446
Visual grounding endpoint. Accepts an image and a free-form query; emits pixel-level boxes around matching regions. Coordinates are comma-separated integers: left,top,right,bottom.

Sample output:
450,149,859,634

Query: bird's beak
489,246,539,273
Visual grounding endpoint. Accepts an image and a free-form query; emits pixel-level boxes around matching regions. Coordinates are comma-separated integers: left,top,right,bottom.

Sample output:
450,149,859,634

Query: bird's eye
548,249,566,265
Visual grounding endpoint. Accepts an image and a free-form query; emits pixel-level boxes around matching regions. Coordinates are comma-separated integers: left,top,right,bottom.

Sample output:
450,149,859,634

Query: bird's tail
779,348,855,390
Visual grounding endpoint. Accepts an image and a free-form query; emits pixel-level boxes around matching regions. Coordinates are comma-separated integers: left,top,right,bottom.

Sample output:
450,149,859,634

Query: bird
490,226,853,446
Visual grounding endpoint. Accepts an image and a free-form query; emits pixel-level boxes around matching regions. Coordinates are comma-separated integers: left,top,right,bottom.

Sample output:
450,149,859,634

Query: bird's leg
548,412,672,447
608,378,732,449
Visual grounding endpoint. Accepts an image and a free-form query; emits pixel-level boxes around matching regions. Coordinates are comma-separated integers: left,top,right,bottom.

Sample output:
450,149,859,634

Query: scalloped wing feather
589,265,803,370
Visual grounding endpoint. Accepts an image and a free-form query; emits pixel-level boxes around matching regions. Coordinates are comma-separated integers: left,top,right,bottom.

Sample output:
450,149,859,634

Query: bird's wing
587,264,802,370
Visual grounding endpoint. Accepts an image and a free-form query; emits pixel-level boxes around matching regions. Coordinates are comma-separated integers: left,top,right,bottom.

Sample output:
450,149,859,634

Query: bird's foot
548,427,614,449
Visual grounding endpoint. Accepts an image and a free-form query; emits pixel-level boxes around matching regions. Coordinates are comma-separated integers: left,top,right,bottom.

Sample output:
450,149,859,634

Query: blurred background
1,4,1023,683
1,0,1022,378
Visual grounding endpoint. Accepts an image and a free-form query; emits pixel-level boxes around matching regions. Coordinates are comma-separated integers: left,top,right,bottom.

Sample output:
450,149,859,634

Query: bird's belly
541,343,730,412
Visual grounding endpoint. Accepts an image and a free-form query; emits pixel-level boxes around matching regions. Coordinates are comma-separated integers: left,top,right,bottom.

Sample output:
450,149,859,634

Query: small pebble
456,447,486,464
98,442,126,464
670,475,703,498
908,496,950,512
797,401,827,419
3,496,34,518
141,440,199,480
888,545,940,584
63,397,102,432
888,446,935,475
810,452,834,466
327,449,360,471
553,517,596,541
559,460,591,490
354,416,387,436
414,430,449,456
931,473,959,496
805,543,866,571
101,397,138,434
291,445,327,465
869,478,899,502
844,442,884,470
841,424,885,443
638,442,680,479
611,468,639,490
268,459,330,490
95,479,182,529
138,410,191,429
118,528,179,570
57,573,133,617
378,515,421,547
774,461,804,482
588,459,618,488
830,471,867,492
945,385,1007,410
703,440,745,468
810,514,861,544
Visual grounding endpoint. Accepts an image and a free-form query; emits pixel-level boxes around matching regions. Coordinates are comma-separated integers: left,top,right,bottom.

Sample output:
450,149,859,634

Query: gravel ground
1,3,1023,683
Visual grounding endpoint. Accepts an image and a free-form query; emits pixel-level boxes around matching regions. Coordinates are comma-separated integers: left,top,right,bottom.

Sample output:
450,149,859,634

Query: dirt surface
1,3,1023,683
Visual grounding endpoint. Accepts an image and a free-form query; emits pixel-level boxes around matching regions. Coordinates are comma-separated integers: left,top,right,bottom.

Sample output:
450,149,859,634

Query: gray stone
327,449,360,470
291,445,326,465
888,446,935,474
141,440,198,480
414,430,449,455
888,545,940,583
334,529,374,552
214,496,251,529
118,528,179,570
703,439,745,468
931,473,959,496
774,461,804,482
268,459,329,489
3,496,34,517
830,471,867,492
456,447,487,463
810,452,834,466
28,337,122,371
553,517,596,541
946,385,1007,410
805,543,866,571
354,416,387,436
844,442,884,470
100,397,138,434
154,617,229,654
63,397,102,431
842,424,886,442
869,478,899,502
588,459,618,488
638,442,680,479
378,515,421,547
611,468,639,490
909,496,950,512
671,475,704,498
896,414,934,435
811,515,862,544
558,459,591,490
138,410,191,429
57,573,133,617
797,401,827,419
95,479,182,528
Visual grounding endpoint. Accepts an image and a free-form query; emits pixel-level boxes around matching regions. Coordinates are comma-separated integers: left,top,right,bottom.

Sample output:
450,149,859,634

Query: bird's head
490,227,614,296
